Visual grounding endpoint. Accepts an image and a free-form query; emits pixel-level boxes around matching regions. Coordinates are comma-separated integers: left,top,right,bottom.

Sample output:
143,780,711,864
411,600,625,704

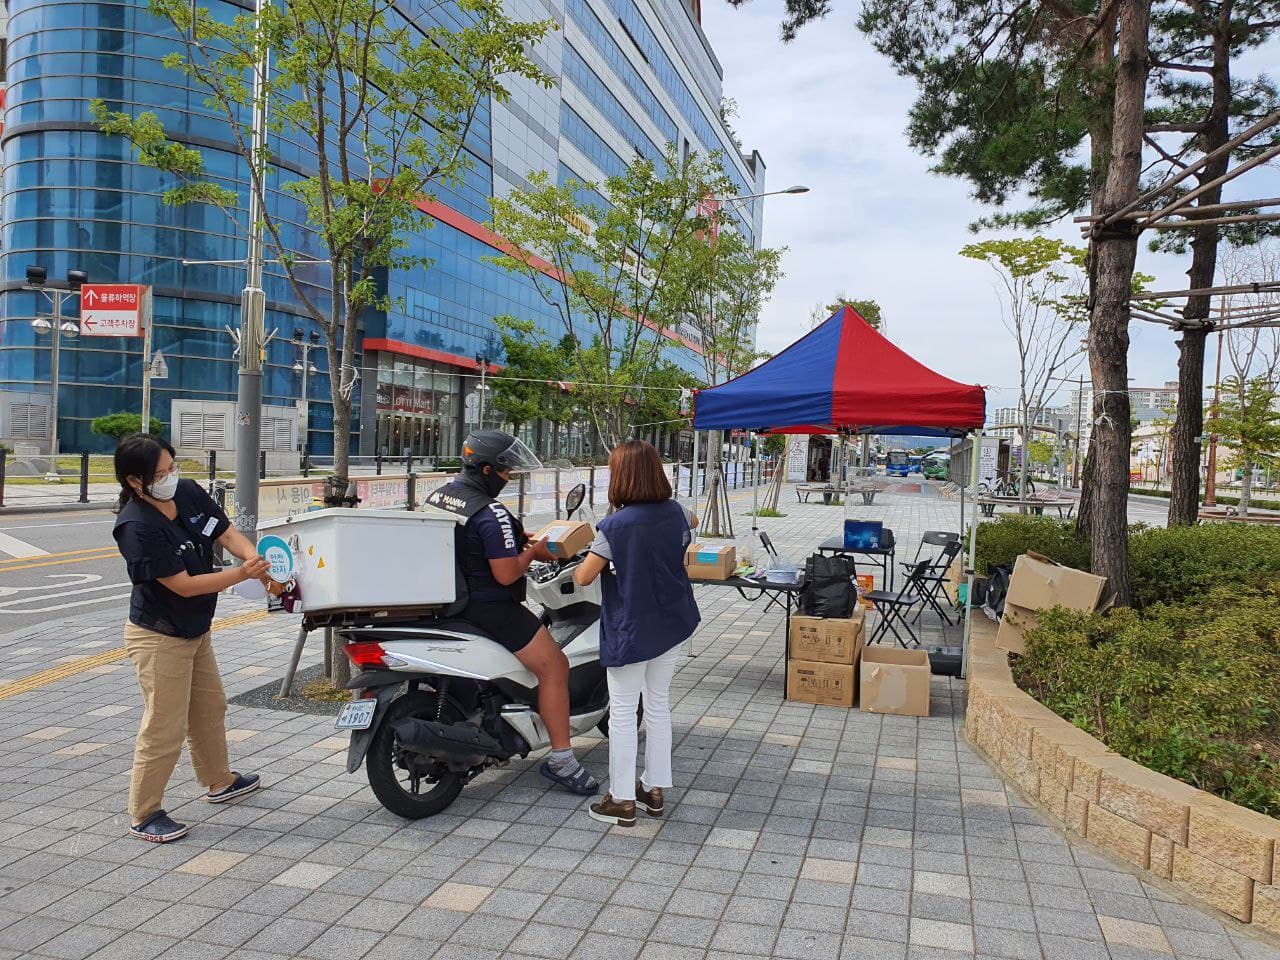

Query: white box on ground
259,507,456,613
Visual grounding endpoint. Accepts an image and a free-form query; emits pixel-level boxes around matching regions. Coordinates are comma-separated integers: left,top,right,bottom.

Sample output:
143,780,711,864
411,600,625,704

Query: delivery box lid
1005,553,1108,613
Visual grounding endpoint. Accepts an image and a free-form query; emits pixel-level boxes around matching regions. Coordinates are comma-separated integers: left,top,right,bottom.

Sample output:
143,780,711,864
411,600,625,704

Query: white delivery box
258,507,456,614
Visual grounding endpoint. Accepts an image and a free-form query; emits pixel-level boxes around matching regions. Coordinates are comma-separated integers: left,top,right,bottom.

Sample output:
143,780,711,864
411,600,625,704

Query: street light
474,353,491,430
292,328,321,457
24,266,86,482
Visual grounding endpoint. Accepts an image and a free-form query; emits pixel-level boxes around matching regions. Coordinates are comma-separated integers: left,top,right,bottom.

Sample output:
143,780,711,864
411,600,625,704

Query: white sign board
80,284,147,337
978,436,1001,486
149,350,168,380
785,436,810,483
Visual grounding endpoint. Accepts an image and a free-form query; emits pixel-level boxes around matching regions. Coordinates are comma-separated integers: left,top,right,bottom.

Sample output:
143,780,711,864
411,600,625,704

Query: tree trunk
762,438,787,512
1166,10,1232,527
1083,0,1150,607
703,430,725,535
1240,461,1253,515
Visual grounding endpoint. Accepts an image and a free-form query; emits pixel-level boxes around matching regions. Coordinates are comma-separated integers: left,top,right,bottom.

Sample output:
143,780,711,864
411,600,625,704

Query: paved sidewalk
1,483,1277,960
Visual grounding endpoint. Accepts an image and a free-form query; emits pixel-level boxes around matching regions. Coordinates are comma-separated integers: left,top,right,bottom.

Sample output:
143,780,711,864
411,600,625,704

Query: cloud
700,0,1280,409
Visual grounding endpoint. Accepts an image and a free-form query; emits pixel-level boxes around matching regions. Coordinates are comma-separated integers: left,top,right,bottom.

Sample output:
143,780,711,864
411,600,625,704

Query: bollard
376,454,383,476
301,453,310,478
588,465,595,509
259,450,267,480
406,472,417,511
518,472,527,517
405,452,413,476
208,450,217,488
0,450,7,508
79,451,89,504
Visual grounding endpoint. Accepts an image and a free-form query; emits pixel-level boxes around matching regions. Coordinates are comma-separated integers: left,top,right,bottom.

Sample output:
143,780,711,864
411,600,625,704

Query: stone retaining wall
965,616,1280,933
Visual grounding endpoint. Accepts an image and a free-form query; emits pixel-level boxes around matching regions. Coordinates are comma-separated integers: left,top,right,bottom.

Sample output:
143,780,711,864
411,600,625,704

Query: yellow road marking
0,549,118,573
0,545,120,567
0,609,274,701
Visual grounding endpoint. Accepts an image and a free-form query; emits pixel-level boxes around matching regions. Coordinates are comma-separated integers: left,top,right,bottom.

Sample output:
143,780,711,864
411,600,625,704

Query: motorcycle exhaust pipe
392,717,504,767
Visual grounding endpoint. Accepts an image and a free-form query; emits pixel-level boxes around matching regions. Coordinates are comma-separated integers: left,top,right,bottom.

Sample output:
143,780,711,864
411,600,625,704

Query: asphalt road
0,509,131,634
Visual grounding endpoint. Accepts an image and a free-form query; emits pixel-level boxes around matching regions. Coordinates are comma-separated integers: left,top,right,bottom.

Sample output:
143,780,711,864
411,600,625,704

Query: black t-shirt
113,478,232,638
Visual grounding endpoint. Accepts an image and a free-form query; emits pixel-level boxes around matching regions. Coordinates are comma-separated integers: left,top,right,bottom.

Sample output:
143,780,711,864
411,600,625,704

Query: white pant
605,645,681,802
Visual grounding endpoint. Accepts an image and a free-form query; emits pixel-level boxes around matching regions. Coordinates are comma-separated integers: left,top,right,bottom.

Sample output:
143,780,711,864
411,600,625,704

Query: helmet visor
494,437,543,473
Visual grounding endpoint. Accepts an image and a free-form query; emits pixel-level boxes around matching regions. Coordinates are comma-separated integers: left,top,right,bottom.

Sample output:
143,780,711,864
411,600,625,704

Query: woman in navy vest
574,441,700,826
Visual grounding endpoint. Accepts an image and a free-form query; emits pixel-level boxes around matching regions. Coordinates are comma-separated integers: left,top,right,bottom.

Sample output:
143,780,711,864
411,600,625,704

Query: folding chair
910,539,962,625
909,530,959,565
866,559,932,648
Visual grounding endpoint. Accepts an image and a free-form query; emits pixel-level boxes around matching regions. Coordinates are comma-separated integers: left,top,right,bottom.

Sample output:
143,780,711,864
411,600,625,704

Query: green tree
91,412,164,441
488,317,575,441
810,295,882,331
94,0,554,489
1027,439,1056,472
1208,376,1280,516
487,148,734,447
960,237,1088,495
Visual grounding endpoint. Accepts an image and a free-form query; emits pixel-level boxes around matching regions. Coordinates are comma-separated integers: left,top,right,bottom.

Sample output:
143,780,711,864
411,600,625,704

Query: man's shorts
461,599,543,654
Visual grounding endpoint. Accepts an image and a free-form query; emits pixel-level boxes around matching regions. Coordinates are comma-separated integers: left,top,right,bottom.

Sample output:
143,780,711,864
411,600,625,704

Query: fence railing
0,449,777,514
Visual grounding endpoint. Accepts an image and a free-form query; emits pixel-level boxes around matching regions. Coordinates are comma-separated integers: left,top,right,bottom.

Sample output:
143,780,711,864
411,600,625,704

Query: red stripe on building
361,339,505,371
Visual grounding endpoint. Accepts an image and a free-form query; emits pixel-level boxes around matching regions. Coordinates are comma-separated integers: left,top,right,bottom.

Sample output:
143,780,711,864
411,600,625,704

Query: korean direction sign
79,284,148,337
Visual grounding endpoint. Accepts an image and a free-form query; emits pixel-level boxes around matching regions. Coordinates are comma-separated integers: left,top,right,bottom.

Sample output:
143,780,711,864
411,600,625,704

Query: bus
886,450,911,477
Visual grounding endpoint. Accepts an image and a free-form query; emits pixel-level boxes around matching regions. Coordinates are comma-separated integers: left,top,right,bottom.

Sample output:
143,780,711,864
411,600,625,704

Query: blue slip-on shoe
129,810,189,843
204,772,262,804
539,760,600,796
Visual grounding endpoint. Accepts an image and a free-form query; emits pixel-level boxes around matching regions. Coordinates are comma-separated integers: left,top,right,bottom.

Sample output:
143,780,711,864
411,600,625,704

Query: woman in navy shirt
574,441,700,826
112,433,271,842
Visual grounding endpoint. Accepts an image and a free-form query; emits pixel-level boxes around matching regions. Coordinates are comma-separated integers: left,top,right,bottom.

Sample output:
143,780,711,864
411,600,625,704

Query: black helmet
461,430,542,472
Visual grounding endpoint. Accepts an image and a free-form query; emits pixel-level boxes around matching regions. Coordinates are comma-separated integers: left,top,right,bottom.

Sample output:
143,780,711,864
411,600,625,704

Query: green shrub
1131,487,1280,511
972,515,1090,575
91,412,163,440
1128,524,1280,609
1014,581,1280,816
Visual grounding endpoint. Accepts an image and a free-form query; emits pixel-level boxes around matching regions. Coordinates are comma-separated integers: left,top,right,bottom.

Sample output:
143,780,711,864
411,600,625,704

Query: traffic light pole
233,0,271,538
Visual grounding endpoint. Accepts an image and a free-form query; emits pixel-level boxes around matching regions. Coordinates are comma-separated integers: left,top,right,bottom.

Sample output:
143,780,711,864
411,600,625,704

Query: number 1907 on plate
335,698,377,730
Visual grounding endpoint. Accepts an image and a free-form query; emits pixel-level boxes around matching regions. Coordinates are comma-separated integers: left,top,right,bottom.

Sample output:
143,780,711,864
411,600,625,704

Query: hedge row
973,515,1280,608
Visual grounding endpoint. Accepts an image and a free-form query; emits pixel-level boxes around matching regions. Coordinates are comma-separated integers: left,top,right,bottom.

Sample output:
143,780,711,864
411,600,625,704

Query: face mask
148,470,180,501
482,469,508,498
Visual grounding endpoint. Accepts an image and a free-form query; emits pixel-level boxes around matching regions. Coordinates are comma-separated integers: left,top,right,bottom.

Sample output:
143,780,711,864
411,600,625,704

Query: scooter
333,484,609,819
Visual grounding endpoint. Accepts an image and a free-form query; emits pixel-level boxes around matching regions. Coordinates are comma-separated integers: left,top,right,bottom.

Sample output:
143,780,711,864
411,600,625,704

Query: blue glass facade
1,0,763,457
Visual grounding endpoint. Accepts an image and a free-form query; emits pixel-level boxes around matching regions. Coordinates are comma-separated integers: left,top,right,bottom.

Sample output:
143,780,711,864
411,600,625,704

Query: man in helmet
425,430,599,795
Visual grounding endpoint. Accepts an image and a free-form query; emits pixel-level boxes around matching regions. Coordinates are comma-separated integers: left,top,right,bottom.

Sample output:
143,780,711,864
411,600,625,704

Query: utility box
259,507,456,614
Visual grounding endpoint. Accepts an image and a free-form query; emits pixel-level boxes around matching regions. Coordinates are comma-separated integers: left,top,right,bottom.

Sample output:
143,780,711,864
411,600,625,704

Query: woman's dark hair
607,440,672,508
114,433,176,511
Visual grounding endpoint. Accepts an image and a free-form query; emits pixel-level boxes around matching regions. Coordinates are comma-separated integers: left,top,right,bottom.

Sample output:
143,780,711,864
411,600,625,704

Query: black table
817,528,897,590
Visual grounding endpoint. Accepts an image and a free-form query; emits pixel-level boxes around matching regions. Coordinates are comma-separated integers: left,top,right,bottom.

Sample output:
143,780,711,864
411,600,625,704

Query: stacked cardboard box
786,611,864,708
995,553,1108,655
684,543,736,581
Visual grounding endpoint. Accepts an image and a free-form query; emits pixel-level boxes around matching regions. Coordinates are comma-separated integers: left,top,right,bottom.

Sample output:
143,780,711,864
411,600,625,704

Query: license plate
335,698,377,730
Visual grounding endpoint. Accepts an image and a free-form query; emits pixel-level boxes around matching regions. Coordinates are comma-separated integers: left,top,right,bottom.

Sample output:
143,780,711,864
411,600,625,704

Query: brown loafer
636,781,664,817
588,793,636,827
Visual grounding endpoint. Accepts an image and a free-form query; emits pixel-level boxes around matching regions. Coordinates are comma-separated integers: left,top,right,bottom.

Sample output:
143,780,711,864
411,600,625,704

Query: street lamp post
292,328,320,459
23,266,87,482
475,353,490,430
1204,300,1227,506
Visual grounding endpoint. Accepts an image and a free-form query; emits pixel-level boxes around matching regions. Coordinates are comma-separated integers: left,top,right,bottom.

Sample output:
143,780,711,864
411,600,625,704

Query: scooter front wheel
366,690,465,820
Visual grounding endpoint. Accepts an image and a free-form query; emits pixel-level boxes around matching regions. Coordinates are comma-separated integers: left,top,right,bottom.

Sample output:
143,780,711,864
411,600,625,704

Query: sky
698,0,1280,413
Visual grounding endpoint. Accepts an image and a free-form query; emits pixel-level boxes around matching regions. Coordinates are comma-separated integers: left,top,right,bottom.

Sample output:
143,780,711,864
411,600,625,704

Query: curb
966,617,1280,935
0,501,114,517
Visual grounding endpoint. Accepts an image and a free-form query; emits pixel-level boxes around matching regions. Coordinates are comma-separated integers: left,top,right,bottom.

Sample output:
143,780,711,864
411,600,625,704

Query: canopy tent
692,306,986,436
689,305,988,678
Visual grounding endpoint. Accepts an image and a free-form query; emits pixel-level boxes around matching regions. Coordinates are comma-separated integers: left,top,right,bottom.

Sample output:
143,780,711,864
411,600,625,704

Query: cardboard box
533,520,595,558
685,542,736,580
789,612,864,664
860,646,931,717
787,659,856,707
996,553,1108,655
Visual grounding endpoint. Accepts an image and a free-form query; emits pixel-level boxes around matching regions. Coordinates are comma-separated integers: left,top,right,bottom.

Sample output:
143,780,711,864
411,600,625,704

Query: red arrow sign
79,284,147,338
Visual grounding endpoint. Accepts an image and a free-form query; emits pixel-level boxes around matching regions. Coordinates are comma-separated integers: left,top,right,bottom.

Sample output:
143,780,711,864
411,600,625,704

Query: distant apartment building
1069,381,1179,457
987,404,1069,441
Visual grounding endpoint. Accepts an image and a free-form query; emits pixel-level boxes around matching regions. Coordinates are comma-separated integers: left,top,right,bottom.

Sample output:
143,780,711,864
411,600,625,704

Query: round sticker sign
256,535,295,584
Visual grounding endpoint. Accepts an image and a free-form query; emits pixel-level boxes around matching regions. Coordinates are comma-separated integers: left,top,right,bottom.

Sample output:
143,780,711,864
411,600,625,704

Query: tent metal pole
751,431,759,536
960,428,983,680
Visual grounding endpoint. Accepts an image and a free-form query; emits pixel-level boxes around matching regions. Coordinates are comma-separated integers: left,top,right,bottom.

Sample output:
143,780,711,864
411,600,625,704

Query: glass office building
0,0,764,458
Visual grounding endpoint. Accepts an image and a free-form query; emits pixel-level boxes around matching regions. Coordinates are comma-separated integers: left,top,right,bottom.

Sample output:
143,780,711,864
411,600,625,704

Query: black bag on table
801,553,856,618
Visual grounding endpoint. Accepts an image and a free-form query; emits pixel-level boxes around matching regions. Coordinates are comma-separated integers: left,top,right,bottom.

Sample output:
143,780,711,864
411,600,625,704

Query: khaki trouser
124,623,233,821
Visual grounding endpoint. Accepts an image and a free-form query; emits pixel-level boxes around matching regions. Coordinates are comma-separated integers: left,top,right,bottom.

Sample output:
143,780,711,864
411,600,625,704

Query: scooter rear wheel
367,690,465,820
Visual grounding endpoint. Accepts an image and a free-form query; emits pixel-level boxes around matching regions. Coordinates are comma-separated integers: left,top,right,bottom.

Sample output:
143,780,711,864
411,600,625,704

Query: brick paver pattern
1,481,1275,960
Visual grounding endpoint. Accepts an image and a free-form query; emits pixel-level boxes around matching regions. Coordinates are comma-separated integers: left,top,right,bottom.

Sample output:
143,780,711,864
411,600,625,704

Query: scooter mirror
564,483,586,517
